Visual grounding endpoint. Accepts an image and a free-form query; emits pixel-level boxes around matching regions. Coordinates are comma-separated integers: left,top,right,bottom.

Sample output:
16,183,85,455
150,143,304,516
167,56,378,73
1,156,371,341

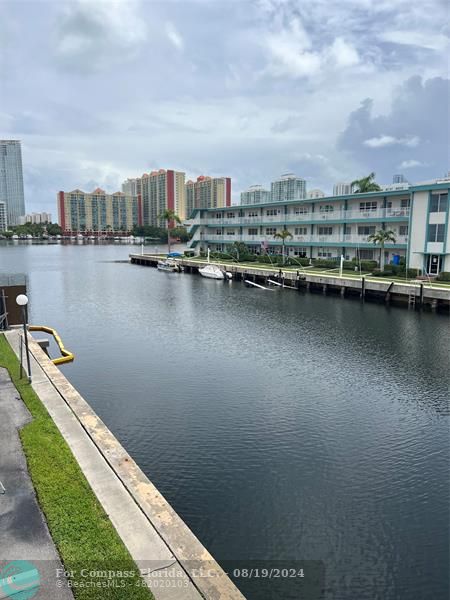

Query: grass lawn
186,256,450,288
0,335,154,600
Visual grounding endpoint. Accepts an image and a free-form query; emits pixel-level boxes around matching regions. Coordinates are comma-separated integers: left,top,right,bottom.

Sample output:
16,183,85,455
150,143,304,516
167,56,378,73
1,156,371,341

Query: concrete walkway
5,330,245,600
0,367,73,599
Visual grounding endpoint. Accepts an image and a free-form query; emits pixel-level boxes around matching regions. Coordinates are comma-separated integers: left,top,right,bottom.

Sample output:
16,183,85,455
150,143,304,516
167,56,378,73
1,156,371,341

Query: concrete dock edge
5,330,245,600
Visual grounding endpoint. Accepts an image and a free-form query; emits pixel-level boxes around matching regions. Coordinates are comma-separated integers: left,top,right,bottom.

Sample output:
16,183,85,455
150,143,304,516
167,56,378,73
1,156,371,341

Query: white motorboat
157,259,181,272
198,264,232,280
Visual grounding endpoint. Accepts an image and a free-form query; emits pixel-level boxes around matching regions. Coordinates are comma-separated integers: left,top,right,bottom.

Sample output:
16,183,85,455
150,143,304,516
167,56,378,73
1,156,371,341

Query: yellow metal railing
29,326,75,365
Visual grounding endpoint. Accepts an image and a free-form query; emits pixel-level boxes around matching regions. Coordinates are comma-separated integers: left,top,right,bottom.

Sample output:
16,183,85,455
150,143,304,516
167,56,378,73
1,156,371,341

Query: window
266,209,281,216
226,212,236,218
430,193,448,213
248,228,258,235
359,201,377,211
318,226,333,235
318,248,333,258
428,224,445,242
294,206,309,215
359,249,374,260
344,226,352,235
293,247,307,257
215,212,221,219
358,226,376,236
400,198,410,208
215,229,222,235
294,227,307,235
399,225,408,236
319,205,334,213
248,211,258,217
266,228,277,235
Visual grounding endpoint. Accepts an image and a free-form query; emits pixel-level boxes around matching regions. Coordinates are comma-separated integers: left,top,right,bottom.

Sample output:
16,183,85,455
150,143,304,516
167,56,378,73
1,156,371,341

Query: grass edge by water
0,334,154,600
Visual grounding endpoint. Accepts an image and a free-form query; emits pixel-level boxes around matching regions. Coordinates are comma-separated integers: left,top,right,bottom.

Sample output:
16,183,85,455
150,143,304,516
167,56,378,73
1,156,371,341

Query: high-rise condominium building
129,169,185,226
57,188,142,233
271,173,306,202
307,189,326,199
122,178,142,197
0,202,7,232
393,174,407,184
185,176,231,215
19,212,52,225
333,182,352,196
0,140,25,226
240,185,271,205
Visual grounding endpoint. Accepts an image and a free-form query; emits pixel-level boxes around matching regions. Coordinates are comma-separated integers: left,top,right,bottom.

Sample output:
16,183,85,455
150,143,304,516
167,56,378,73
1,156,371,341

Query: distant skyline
1,0,449,214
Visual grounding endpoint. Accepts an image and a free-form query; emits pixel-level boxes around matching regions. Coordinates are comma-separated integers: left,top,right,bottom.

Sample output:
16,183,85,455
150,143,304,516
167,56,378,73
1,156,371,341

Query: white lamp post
16,294,31,383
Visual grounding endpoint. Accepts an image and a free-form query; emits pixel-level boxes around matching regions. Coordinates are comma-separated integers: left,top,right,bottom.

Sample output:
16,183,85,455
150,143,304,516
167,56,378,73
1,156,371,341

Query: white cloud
399,159,426,169
165,22,184,51
364,135,420,148
378,30,449,52
265,16,321,77
264,17,360,78
55,0,147,71
328,37,360,68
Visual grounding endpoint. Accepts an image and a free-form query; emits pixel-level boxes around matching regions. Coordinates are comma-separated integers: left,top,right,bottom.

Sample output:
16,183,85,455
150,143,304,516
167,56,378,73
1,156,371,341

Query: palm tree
367,229,396,271
351,172,381,193
158,209,181,254
273,229,293,264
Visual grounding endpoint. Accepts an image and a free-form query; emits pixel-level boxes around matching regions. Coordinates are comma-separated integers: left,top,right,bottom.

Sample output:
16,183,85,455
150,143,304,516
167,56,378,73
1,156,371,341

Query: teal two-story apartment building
188,179,449,275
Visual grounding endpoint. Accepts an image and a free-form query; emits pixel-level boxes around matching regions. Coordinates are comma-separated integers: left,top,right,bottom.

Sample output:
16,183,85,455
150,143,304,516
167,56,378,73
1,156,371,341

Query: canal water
1,243,449,600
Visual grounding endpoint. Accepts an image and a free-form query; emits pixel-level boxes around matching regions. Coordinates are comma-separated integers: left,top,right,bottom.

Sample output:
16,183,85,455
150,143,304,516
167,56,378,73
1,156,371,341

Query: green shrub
289,257,310,266
312,259,339,269
406,268,420,278
342,260,356,270
437,271,450,281
360,260,378,271
371,268,420,278
258,254,275,264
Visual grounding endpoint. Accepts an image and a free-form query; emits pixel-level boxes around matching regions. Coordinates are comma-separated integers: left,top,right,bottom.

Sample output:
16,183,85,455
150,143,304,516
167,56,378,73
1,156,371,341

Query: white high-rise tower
0,140,25,226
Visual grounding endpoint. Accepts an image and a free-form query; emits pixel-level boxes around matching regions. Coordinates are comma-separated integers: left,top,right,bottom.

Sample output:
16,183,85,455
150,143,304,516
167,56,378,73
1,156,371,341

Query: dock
129,254,450,313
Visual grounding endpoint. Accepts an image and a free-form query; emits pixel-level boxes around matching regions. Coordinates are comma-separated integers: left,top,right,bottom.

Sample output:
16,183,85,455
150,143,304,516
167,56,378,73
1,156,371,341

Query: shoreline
2,329,244,600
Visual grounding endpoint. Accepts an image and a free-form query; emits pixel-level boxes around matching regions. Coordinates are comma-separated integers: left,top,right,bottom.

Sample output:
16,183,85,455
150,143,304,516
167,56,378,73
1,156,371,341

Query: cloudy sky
1,0,449,213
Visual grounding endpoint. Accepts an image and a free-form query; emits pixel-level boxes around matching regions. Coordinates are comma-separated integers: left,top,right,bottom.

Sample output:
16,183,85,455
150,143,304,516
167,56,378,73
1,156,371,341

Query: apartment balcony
202,233,408,246
343,234,408,245
202,207,410,227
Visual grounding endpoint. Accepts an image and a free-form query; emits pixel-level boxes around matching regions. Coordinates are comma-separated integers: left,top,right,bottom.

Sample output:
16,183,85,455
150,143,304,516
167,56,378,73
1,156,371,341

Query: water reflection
1,242,449,600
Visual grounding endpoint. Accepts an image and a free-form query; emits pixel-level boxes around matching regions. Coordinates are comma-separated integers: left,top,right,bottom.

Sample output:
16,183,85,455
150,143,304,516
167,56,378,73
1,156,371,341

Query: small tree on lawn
273,229,293,264
367,229,396,271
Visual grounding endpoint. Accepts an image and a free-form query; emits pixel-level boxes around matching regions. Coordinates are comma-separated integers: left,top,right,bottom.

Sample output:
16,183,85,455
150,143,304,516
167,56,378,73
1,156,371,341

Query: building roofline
192,182,448,213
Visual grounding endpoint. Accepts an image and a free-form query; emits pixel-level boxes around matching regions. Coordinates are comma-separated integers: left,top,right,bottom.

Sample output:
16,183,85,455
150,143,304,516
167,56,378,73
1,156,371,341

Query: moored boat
157,259,181,272
198,264,232,280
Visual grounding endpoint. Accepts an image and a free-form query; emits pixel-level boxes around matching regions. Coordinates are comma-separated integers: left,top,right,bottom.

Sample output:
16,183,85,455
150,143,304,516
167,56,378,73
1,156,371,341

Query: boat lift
244,280,274,291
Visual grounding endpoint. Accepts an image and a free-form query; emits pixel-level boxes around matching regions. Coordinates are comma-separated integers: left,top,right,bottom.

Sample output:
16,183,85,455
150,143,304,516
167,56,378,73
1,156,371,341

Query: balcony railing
202,207,410,227
202,233,408,245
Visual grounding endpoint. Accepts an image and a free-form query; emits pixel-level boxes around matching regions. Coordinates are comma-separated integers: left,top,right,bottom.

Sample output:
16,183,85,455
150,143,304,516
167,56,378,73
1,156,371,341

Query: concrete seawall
5,330,245,600
130,254,450,313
